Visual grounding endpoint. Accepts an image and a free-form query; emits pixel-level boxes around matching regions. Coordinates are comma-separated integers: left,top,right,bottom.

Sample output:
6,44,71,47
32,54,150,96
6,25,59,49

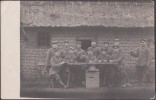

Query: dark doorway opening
79,39,91,51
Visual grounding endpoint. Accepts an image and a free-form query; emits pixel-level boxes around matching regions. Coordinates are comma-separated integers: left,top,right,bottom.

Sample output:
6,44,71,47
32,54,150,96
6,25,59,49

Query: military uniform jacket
60,46,70,59
75,48,85,62
49,56,63,76
98,54,109,62
64,52,77,63
111,47,124,67
87,46,101,58
45,48,60,67
101,47,113,55
130,46,150,66
85,53,98,63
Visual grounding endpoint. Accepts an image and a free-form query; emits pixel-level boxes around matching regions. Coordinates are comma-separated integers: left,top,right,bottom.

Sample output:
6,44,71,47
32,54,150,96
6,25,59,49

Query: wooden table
67,62,117,67
65,62,117,88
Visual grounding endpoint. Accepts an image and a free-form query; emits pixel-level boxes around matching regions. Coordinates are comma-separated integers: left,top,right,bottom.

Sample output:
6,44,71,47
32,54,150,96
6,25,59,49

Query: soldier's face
65,43,69,46
102,51,106,55
55,52,60,56
76,44,81,48
114,48,119,52
114,42,120,47
140,41,146,47
104,43,109,48
52,44,58,48
69,50,74,53
88,51,93,55
91,42,96,46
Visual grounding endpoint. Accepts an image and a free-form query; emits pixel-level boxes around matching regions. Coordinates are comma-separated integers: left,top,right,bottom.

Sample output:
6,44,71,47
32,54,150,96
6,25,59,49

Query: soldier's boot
49,77,54,88
59,80,67,88
49,83,54,88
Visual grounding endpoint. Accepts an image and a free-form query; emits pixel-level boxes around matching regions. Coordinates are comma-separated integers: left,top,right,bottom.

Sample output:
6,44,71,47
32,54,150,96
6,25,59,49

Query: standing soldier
49,51,67,88
75,41,86,86
61,40,70,59
110,39,129,87
75,41,86,63
148,40,155,84
45,41,59,75
87,40,101,58
64,47,77,63
101,41,113,58
130,39,151,85
99,42,113,87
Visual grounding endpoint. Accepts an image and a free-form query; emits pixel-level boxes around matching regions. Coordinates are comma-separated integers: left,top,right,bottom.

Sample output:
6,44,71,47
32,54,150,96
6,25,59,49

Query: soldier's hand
61,61,65,64
89,61,92,63
99,60,102,63
109,60,114,63
103,60,107,62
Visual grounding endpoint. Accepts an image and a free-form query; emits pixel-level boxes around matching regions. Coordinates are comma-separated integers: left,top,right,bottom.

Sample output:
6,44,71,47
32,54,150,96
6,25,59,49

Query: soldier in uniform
130,39,151,85
75,41,86,63
85,49,98,64
75,41,86,86
87,40,101,58
99,42,113,87
59,40,70,87
45,41,60,74
61,40,70,59
110,39,129,87
48,51,67,88
98,49,110,87
64,47,77,87
102,41,113,57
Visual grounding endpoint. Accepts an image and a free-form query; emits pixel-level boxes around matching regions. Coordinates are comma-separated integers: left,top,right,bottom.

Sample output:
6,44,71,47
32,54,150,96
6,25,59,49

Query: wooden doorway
79,39,91,51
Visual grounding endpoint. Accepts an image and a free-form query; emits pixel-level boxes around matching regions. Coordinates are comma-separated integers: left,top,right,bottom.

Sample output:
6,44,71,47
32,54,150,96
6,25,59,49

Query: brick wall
21,27,154,81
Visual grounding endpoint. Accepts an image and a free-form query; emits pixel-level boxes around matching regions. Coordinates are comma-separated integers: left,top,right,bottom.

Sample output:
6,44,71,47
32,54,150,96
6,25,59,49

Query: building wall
21,27,154,81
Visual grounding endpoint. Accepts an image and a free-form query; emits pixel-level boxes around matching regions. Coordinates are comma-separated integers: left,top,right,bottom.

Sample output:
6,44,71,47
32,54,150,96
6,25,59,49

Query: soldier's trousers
48,74,62,88
136,66,150,83
60,66,69,85
99,64,118,86
118,67,128,84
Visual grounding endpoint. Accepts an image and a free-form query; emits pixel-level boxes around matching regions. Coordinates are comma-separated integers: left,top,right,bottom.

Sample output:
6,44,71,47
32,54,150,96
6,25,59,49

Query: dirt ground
20,81,155,99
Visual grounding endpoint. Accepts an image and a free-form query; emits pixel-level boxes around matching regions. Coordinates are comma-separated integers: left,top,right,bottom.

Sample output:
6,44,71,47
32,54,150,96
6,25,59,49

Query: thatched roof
21,1,154,27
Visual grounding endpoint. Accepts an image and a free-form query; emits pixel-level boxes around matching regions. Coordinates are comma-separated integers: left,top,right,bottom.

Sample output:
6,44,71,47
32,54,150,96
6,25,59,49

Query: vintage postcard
1,0,155,99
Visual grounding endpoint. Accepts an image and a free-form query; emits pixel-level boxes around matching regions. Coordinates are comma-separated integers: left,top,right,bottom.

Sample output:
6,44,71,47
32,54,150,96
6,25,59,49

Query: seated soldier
87,41,101,59
85,49,98,64
64,47,77,87
49,51,67,88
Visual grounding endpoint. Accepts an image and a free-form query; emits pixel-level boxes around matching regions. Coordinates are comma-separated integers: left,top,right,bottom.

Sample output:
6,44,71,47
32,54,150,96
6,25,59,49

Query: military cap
140,38,147,42
76,41,82,44
69,47,74,50
64,40,69,43
115,39,119,41
103,41,109,45
51,41,58,44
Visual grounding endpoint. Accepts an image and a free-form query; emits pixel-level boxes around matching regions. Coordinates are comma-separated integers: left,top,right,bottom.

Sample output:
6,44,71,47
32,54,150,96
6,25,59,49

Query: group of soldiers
45,38,154,88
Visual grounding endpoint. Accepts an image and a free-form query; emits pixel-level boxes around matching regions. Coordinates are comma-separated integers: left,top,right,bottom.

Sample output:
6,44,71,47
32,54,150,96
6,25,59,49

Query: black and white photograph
19,0,155,99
